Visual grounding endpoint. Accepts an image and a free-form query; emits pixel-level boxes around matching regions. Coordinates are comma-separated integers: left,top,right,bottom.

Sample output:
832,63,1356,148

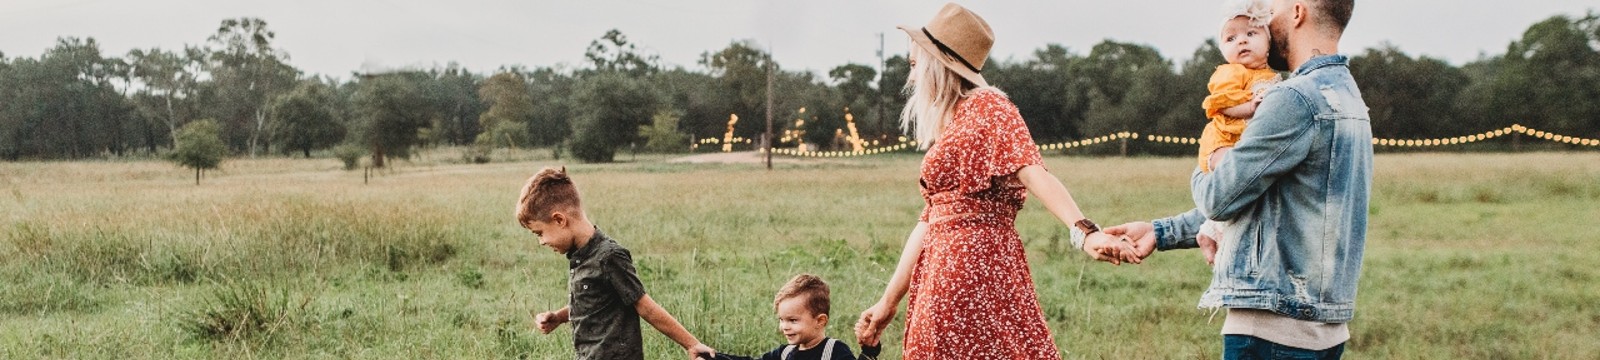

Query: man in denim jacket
1109,0,1370,358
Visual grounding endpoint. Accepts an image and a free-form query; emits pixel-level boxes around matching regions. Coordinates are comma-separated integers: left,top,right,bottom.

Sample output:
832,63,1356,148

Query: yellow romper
1199,63,1280,171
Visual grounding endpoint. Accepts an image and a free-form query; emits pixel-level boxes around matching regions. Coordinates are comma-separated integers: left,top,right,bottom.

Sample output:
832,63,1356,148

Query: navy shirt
567,227,647,360
713,338,880,360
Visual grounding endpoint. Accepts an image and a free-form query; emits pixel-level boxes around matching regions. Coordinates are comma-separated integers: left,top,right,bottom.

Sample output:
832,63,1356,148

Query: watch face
1077,219,1099,233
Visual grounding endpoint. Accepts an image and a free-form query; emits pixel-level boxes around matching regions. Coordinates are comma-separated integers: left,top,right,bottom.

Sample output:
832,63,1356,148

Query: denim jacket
1153,55,1372,323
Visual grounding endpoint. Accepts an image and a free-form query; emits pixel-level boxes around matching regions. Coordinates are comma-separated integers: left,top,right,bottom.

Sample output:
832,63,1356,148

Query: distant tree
351,73,437,168
570,72,660,162
204,17,299,156
1351,44,1469,140
1156,39,1227,140
127,47,203,147
828,63,881,135
584,29,658,77
0,37,134,159
651,67,718,143
268,80,345,157
878,55,911,129
169,119,226,184
476,71,535,148
638,110,689,153
527,67,576,146
700,41,772,138
429,64,484,146
987,44,1089,142
1078,40,1181,152
1457,14,1600,139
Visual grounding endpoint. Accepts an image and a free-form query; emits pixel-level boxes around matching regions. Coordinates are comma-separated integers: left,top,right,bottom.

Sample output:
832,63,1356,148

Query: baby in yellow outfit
1200,0,1280,172
1197,0,1280,264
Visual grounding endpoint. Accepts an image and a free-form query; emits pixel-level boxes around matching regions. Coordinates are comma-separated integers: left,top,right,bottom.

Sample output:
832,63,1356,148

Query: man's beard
1268,27,1291,71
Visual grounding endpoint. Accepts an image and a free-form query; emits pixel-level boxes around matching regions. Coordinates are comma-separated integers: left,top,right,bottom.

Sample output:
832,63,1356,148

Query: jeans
1223,335,1345,360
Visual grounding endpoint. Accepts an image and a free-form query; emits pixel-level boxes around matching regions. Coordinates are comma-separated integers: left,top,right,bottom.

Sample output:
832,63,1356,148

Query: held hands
854,300,897,347
1102,222,1158,261
1081,231,1141,265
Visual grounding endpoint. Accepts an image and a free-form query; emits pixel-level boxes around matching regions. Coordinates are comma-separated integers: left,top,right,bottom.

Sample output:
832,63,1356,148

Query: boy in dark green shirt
519,167,716,360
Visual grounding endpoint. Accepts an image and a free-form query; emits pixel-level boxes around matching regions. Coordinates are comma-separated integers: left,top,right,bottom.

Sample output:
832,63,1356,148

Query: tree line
2,13,1597,164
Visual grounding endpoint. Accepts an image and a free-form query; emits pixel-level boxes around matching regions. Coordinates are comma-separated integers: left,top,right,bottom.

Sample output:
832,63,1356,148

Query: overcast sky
1,0,1595,80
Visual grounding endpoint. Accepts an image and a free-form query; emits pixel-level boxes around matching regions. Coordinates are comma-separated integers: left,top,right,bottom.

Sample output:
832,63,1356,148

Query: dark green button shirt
566,227,646,360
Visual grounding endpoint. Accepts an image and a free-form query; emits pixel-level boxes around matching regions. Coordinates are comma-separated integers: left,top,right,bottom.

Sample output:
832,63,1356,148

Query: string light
760,123,1597,158
1373,124,1599,148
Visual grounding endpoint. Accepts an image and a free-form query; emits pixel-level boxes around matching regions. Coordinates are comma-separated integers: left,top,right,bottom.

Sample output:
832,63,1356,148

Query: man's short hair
515,167,582,224
1313,0,1354,34
774,274,830,317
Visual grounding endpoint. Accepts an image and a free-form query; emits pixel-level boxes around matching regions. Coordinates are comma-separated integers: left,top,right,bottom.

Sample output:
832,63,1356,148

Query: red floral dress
904,88,1061,359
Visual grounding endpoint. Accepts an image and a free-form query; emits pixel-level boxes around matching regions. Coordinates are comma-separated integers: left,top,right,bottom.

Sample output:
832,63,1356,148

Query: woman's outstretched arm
1017,165,1139,264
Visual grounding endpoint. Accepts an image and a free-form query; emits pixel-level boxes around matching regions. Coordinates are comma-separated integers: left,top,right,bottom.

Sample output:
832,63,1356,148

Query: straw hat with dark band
898,2,993,88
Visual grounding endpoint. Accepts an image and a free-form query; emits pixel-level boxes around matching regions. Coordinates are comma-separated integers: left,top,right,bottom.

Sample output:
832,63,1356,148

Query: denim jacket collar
1293,55,1348,77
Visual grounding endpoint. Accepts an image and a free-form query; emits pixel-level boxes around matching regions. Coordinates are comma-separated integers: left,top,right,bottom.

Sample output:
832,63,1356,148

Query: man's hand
533,309,567,334
1104,222,1157,260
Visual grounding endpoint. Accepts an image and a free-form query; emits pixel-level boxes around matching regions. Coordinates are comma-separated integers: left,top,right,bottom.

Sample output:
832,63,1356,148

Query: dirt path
667,151,817,164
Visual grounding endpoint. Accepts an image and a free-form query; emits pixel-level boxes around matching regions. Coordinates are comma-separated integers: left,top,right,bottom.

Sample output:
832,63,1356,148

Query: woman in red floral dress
853,4,1140,359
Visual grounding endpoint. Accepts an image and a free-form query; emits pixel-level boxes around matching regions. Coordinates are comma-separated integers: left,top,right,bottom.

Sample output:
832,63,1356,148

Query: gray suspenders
780,338,838,360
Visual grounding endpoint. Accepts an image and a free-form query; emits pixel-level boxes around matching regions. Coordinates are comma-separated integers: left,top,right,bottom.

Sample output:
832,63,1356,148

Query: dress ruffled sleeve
944,90,1043,195
1202,64,1255,120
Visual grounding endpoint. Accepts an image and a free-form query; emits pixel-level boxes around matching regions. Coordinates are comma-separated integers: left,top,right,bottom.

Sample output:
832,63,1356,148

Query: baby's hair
774,274,830,317
515,166,582,225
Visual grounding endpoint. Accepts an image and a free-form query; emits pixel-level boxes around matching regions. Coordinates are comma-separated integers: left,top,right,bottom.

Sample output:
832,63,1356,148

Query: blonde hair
514,166,583,225
900,45,976,149
773,274,830,316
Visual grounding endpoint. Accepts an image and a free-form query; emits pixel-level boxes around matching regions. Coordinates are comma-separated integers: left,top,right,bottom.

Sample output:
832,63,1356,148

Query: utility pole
877,32,886,138
765,49,775,170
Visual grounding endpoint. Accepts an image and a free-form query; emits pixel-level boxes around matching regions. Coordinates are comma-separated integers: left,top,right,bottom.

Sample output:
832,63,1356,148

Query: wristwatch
1074,218,1101,236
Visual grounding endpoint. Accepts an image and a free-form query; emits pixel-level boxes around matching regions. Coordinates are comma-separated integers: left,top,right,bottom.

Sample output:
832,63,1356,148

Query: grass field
2,150,1597,359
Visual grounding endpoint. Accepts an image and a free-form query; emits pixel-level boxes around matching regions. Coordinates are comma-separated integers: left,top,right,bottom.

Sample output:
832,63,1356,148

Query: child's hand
533,310,567,334
1197,233,1219,266
1197,221,1223,266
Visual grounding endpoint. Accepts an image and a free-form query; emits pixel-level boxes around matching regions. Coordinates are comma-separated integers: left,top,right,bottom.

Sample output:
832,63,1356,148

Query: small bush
179,279,314,343
463,145,492,164
333,144,366,170
457,267,485,289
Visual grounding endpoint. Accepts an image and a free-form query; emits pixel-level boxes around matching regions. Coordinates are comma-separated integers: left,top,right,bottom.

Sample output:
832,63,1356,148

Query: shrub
179,279,313,343
333,144,366,170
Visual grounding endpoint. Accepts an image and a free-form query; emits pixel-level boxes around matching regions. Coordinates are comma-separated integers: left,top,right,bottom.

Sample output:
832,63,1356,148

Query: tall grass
0,151,1596,359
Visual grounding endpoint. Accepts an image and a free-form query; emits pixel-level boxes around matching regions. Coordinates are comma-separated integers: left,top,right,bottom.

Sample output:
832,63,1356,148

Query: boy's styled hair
515,167,583,224
773,274,830,317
